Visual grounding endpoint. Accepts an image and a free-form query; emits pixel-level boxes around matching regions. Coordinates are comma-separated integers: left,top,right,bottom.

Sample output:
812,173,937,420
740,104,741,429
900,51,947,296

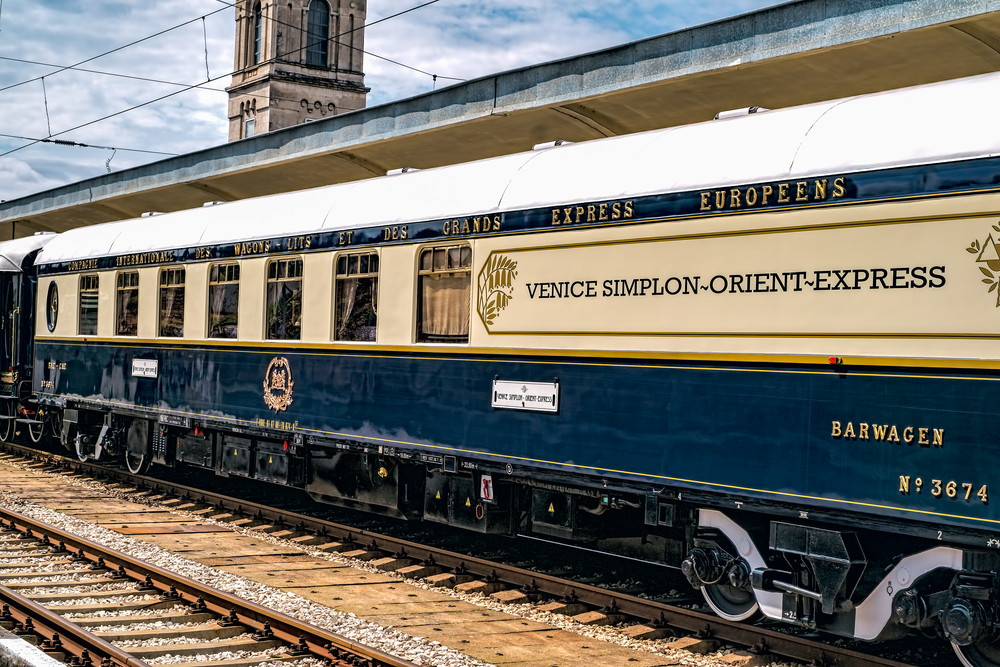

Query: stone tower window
306,0,330,67
253,3,263,64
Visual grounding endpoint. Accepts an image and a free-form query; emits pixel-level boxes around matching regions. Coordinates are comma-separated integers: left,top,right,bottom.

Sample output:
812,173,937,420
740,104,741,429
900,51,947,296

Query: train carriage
13,71,1000,664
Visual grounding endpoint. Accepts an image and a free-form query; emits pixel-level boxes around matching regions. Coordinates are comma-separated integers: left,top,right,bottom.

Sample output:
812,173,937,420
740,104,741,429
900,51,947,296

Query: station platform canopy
5,0,1000,236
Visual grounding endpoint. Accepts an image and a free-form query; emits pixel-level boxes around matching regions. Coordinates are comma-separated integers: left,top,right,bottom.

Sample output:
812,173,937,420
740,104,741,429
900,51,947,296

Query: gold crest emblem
263,357,294,412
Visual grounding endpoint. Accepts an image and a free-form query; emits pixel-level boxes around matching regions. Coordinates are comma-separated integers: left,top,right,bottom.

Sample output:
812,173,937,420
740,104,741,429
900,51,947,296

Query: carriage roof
36,71,1000,266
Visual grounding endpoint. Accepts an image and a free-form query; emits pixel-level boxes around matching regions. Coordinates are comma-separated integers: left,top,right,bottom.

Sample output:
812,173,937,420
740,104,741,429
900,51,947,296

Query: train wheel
73,432,91,462
47,412,63,445
701,581,761,622
25,418,43,444
954,637,1000,667
0,401,13,443
124,419,151,475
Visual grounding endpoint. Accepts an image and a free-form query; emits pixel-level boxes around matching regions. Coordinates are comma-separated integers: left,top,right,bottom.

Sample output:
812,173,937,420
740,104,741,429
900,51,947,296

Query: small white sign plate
132,358,158,379
492,380,558,413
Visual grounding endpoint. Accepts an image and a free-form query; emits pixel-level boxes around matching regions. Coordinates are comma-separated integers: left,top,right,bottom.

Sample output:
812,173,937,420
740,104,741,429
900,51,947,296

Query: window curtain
335,278,359,340
421,275,470,337
117,289,138,335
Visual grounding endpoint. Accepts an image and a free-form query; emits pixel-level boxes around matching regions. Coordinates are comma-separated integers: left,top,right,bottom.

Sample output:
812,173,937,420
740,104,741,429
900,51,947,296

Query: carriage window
266,258,302,340
45,281,58,332
417,245,471,343
158,267,185,337
209,263,240,339
79,275,99,335
115,272,139,336
334,252,378,341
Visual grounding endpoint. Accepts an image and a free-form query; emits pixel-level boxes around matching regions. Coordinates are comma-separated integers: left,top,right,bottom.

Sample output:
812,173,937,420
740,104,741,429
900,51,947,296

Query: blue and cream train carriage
10,71,1000,664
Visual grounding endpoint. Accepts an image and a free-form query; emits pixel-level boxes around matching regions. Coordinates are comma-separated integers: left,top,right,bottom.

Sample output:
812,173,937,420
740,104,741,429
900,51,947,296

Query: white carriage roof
36,71,1000,267
0,234,56,272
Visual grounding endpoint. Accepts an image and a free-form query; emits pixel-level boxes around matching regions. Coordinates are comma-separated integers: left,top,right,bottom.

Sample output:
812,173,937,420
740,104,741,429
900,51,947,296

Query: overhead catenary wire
0,0,460,159
0,133,178,156
0,5,231,95
202,17,211,81
0,55,358,111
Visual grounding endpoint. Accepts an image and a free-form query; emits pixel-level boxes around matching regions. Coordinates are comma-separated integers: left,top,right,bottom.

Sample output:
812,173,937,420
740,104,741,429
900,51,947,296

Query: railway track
0,442,926,667
0,503,418,667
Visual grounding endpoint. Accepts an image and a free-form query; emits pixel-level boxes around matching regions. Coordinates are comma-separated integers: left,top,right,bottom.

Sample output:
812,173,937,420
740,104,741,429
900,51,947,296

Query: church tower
227,0,369,141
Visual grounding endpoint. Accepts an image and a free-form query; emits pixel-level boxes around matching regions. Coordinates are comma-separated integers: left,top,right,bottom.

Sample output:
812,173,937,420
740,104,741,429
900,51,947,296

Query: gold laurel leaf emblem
263,356,294,412
477,253,518,329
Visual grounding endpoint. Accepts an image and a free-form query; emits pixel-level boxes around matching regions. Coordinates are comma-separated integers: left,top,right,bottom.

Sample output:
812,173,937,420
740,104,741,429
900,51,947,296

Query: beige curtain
421,274,470,336
336,278,360,340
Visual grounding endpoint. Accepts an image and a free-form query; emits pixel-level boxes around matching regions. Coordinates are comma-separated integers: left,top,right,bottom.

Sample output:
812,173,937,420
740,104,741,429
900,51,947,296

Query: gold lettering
612,202,622,219
443,222,451,235
305,236,312,248
730,189,741,208
599,203,608,221
859,423,869,440
564,208,573,223
762,185,772,205
552,210,561,225
745,187,757,206
778,183,790,203
392,226,400,240
400,226,408,240
872,424,888,441
624,201,633,218
576,206,585,222
888,425,900,443
452,220,460,235
833,177,846,198
492,215,501,231
587,205,596,222
461,219,471,234
814,179,827,200
933,428,945,446
795,181,808,201
700,192,711,211
473,217,481,232
918,427,929,445
903,427,914,443
899,476,910,494
831,421,841,437
384,228,392,241
715,190,726,209
844,422,855,439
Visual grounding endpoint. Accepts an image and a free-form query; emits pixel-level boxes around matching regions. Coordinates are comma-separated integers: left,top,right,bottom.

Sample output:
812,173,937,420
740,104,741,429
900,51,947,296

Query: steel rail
0,577,150,667
0,505,419,667
0,444,919,667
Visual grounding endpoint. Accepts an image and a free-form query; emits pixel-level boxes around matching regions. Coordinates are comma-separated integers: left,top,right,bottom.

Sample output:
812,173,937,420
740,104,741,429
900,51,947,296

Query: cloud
0,0,775,202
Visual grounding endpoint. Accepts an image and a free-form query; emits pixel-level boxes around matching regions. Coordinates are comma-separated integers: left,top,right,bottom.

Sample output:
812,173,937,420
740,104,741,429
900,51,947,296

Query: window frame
78,274,99,336
415,244,472,344
333,250,379,342
252,2,263,64
207,262,241,339
115,271,139,337
157,266,186,338
305,0,330,67
45,280,58,333
265,256,304,341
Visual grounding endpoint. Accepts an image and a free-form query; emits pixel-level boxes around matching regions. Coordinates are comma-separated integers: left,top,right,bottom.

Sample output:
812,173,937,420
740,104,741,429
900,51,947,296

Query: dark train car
21,72,1000,665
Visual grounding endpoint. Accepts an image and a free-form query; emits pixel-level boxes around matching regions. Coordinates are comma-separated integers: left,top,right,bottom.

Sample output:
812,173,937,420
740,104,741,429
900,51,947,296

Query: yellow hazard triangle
435,491,441,500
548,503,555,513
465,497,472,507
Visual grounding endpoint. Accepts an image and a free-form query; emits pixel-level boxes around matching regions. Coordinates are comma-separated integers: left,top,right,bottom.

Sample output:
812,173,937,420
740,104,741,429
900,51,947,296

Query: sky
0,0,778,202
